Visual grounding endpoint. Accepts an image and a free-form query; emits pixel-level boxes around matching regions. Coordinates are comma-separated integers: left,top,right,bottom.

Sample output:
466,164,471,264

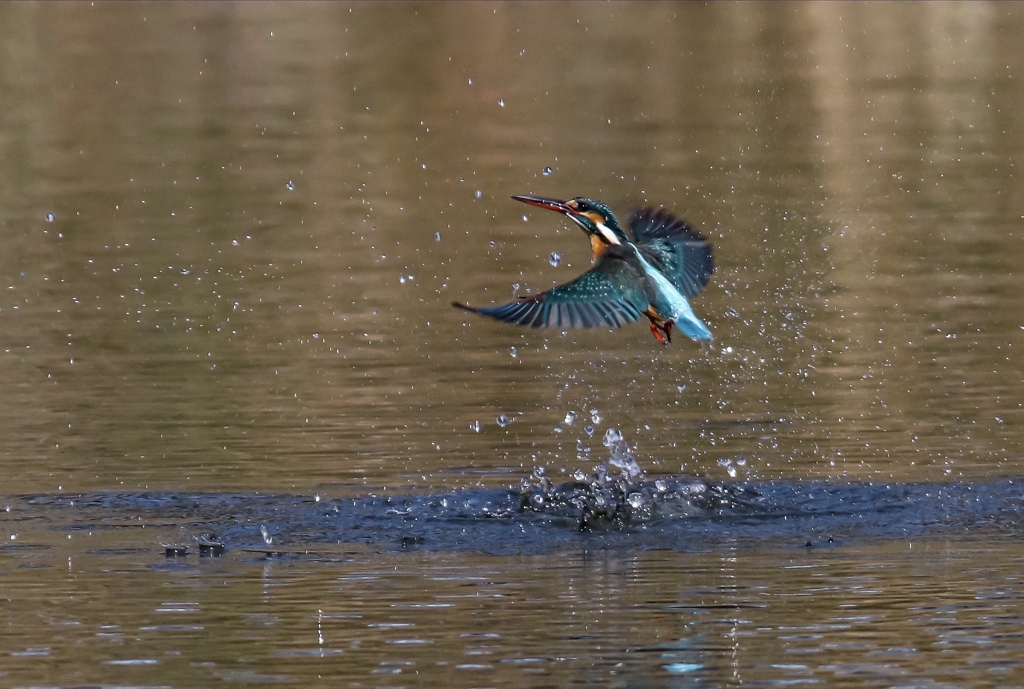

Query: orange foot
648,319,673,345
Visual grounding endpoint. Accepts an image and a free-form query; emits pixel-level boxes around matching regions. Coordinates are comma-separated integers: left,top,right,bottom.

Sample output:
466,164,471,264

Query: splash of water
518,428,761,531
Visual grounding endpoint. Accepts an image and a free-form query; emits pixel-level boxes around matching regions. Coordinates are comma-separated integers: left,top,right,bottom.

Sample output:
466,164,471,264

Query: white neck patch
595,221,622,245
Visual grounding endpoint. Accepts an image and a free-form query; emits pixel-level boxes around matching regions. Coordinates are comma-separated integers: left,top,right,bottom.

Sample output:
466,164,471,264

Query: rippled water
2,2,1024,687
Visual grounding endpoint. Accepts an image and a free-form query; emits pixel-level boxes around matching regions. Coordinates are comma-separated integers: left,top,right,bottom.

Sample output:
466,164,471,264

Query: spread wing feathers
628,208,714,299
454,252,648,330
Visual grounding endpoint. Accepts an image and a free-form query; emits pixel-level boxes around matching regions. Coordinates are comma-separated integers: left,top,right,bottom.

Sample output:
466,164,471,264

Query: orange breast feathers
589,234,609,262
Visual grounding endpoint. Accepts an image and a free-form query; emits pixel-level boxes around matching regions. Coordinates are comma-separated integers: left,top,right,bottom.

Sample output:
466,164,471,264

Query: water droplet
677,384,687,393
627,493,645,509
474,190,483,199
314,493,321,502
602,428,623,447
584,425,595,437
497,414,510,428
498,98,505,107
590,409,602,425
45,213,55,222
286,180,295,191
542,166,552,176
563,411,576,425
435,232,442,242
399,275,406,284
573,469,587,481
548,251,562,267
467,77,473,85
469,420,481,433
509,346,518,358
260,524,273,545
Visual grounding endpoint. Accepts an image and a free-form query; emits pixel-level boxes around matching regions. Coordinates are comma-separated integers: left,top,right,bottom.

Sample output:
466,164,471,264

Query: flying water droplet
591,409,602,425
563,410,576,425
509,346,518,358
548,251,562,267
498,98,505,107
497,413,510,428
602,428,623,447
474,190,483,199
542,166,553,176
45,213,55,222
435,232,442,242
469,420,481,433
286,180,295,191
260,525,273,546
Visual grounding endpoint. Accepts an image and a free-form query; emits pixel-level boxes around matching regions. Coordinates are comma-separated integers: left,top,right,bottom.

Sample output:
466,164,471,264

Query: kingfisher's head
511,195,629,248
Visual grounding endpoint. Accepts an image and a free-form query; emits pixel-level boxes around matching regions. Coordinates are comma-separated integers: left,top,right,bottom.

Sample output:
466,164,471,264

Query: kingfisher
453,195,714,344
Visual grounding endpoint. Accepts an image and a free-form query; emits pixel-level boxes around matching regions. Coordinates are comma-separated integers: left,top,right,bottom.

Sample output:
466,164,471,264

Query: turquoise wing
454,251,648,330
629,208,714,299
628,244,714,341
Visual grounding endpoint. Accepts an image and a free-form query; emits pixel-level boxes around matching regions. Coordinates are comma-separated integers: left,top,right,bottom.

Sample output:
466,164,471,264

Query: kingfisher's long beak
510,195,574,215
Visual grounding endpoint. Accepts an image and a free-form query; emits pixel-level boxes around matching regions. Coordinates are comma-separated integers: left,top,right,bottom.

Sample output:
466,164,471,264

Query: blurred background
4,4,1024,688
1,2,1022,494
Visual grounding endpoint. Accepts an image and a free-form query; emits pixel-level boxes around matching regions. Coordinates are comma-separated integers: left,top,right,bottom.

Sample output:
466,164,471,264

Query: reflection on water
4,476,1024,687
2,2,1024,687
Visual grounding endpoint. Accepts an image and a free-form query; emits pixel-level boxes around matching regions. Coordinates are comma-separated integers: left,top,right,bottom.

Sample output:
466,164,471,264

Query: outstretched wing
628,208,714,299
453,251,648,330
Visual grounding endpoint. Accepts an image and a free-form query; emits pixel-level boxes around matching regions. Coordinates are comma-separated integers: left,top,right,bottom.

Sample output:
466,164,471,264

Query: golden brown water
2,2,1024,687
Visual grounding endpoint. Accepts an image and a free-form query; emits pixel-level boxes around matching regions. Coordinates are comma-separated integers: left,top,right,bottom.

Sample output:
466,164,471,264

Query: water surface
2,2,1024,687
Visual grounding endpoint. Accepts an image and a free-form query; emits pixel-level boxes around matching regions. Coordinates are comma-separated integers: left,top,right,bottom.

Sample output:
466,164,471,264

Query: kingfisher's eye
574,199,592,212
